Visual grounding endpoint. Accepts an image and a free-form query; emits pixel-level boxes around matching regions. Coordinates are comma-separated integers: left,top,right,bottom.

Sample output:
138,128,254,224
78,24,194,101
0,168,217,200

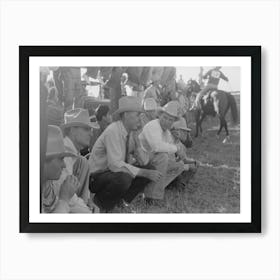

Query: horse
186,80,238,142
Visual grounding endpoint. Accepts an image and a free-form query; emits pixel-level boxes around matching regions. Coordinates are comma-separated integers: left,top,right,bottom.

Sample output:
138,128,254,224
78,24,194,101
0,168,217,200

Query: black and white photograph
20,46,260,232
3,0,280,279
41,65,240,214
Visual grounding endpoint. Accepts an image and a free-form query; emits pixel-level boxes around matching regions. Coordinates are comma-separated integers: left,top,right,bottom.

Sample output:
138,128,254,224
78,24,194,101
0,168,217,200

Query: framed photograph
20,46,261,233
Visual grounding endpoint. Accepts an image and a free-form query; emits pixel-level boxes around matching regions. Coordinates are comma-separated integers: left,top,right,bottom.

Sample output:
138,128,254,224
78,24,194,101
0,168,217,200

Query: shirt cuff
124,163,140,177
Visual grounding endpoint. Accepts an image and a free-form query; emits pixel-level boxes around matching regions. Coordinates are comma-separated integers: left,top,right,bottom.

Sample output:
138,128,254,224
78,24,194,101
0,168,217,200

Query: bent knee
151,153,169,169
114,172,133,192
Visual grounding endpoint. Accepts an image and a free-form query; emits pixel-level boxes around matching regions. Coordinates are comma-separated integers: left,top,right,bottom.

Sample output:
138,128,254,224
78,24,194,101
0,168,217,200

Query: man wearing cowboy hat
139,101,187,201
171,117,197,167
171,117,193,149
88,96,163,212
56,108,100,213
124,98,159,168
42,125,80,213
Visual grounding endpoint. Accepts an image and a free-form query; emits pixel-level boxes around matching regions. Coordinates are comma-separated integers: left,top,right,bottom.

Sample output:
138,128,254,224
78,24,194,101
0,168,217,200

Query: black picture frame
20,46,261,233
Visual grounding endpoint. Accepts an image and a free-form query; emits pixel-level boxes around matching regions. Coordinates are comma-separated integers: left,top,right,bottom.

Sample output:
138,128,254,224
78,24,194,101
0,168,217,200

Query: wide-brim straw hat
114,96,143,116
61,108,100,130
46,125,77,159
172,117,191,131
158,100,180,120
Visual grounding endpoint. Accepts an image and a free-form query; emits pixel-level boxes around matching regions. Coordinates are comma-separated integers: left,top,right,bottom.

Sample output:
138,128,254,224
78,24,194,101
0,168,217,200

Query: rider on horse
190,66,229,110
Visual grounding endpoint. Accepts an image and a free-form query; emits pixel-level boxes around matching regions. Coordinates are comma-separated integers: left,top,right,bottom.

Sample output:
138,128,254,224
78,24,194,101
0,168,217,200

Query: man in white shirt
88,96,163,212
139,101,186,201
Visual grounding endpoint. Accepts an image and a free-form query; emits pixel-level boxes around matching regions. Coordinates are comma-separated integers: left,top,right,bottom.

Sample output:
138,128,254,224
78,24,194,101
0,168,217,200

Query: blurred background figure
95,104,112,135
46,86,64,127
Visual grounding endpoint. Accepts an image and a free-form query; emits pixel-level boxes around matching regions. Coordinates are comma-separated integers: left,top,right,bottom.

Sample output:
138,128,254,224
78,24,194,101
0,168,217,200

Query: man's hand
59,175,80,203
176,143,187,159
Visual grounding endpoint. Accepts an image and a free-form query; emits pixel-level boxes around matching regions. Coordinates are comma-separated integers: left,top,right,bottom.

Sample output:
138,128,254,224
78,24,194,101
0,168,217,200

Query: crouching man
139,101,187,202
88,96,162,212
42,125,80,213
57,108,100,213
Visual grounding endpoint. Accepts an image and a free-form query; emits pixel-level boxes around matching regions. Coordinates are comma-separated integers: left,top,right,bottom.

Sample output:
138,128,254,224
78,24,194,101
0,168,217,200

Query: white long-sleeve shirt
139,119,177,154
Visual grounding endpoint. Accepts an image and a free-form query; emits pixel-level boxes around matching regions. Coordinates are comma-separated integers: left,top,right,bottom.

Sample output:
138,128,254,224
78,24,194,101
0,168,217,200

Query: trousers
144,153,184,200
90,170,150,211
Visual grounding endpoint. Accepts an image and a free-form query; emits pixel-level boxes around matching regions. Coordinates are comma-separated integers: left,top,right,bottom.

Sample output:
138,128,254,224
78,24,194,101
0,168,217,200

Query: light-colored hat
61,108,99,130
159,100,180,120
143,98,158,111
172,117,191,131
114,96,143,116
46,125,76,159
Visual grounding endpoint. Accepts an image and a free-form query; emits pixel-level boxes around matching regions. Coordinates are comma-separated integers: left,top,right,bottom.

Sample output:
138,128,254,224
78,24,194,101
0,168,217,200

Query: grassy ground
120,95,240,213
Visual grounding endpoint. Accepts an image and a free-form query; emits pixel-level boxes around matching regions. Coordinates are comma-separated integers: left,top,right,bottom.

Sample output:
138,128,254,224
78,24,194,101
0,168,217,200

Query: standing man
42,125,80,213
60,67,83,111
198,66,204,87
88,96,162,212
191,66,229,110
139,101,186,202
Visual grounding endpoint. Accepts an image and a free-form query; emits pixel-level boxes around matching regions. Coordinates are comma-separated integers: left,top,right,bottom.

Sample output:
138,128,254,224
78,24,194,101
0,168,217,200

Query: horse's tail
227,93,238,124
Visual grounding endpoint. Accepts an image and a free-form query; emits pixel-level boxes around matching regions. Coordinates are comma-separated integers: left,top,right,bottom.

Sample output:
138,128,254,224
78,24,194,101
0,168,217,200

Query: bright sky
61,66,240,93
176,66,240,92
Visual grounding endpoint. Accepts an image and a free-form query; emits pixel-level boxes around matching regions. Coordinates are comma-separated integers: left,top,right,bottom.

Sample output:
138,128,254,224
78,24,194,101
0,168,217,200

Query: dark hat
95,104,110,121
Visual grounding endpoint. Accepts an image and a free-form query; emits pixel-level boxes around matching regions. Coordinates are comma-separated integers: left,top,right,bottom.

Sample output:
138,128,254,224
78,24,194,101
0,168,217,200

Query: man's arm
141,123,177,153
202,70,211,79
220,72,229,81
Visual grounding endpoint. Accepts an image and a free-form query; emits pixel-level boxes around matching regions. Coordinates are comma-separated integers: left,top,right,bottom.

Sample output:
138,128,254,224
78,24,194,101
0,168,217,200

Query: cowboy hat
172,117,191,131
46,125,77,159
61,108,99,130
159,100,180,120
143,98,158,111
114,96,143,116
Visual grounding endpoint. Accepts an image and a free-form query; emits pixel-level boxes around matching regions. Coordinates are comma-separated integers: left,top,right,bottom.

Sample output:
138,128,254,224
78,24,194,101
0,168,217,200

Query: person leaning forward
139,101,186,201
56,108,100,213
42,125,80,213
88,96,162,212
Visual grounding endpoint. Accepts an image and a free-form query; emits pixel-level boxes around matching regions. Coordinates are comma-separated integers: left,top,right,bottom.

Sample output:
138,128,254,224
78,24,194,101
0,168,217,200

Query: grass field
120,95,240,213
